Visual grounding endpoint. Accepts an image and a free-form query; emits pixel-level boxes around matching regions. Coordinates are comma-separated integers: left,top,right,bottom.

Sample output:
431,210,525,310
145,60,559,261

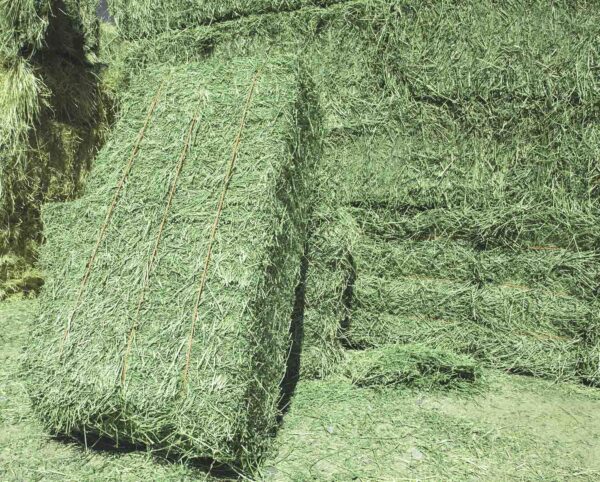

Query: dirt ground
1,298,599,481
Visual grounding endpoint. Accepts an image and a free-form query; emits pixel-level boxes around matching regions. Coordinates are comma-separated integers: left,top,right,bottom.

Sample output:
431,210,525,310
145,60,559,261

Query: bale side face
28,56,319,466
301,209,358,379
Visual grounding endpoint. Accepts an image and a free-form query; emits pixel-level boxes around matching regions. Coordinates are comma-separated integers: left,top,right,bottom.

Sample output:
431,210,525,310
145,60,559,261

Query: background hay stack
28,55,321,467
0,0,108,299
297,0,600,386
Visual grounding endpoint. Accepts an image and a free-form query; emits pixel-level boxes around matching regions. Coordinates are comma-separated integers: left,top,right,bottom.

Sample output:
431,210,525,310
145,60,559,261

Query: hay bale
302,0,600,388
28,55,321,467
376,1,600,104
354,277,595,341
354,237,600,300
345,344,481,390
321,125,600,212
0,0,107,295
353,204,600,251
102,0,393,136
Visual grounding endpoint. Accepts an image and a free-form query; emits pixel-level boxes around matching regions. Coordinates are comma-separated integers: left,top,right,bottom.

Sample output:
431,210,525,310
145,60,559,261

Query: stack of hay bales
21,0,600,473
302,0,600,386
0,0,108,298
91,0,399,380
28,55,321,467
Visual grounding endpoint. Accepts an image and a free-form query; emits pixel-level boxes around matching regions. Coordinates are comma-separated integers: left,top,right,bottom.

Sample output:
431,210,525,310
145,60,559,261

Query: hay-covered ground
2,298,599,481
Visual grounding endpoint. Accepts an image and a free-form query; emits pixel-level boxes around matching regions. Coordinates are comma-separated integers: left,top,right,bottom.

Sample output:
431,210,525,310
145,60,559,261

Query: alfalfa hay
27,54,321,468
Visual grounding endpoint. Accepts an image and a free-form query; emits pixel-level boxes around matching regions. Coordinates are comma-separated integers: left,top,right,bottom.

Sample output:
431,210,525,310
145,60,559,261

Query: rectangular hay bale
346,310,583,382
27,55,320,467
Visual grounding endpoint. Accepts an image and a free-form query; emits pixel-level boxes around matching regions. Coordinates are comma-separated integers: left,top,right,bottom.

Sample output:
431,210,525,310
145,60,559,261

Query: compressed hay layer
377,1,600,103
321,127,600,211
345,274,599,383
28,56,320,466
347,311,584,383
355,237,600,300
355,277,595,341
345,344,481,390
352,205,600,251
580,344,600,387
108,0,348,39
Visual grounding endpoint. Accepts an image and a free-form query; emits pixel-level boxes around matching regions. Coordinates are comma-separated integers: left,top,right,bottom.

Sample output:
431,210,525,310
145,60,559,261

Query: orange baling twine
181,65,264,388
60,80,167,352
120,98,204,386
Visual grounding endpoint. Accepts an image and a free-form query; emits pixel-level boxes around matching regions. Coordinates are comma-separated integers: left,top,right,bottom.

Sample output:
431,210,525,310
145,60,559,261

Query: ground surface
1,298,599,481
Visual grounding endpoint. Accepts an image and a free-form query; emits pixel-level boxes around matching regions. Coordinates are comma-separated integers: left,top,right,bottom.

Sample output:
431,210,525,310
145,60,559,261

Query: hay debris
345,344,481,390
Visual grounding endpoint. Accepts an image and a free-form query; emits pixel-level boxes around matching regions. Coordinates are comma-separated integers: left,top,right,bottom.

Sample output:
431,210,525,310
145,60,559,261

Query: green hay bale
345,344,481,390
28,55,321,468
377,1,600,103
108,0,348,39
346,274,599,382
103,0,393,134
322,123,600,212
1,0,107,297
347,311,582,383
354,277,595,340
